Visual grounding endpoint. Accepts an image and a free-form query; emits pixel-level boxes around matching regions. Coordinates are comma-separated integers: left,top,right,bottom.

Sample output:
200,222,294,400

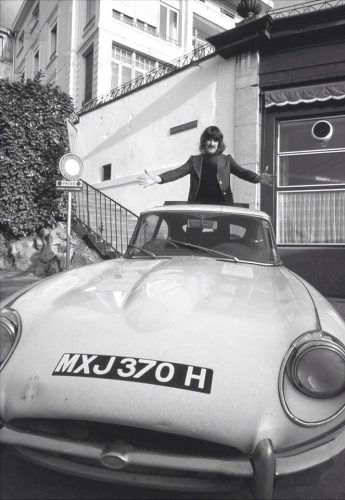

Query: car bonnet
1,258,328,452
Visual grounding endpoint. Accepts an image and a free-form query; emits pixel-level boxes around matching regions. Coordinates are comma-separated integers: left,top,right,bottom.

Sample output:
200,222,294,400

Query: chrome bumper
1,424,345,499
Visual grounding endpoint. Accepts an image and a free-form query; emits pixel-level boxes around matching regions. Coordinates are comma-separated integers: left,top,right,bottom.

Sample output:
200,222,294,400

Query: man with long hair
137,125,275,204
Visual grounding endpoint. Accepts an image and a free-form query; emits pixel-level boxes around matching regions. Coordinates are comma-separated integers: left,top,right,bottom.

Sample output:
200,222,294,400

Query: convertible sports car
1,204,345,499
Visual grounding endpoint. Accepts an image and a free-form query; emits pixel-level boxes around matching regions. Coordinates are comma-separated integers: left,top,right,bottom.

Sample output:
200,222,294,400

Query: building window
18,32,24,54
123,13,133,25
137,19,145,30
50,23,57,57
112,9,121,21
28,3,39,32
276,115,345,245
135,54,156,75
84,47,94,102
34,49,39,75
0,35,13,62
111,45,133,88
32,4,39,21
159,3,179,43
112,9,158,36
86,0,95,24
101,164,112,181
111,43,158,88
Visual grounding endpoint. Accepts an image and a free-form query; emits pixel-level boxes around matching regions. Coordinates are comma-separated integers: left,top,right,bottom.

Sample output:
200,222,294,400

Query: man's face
205,138,218,155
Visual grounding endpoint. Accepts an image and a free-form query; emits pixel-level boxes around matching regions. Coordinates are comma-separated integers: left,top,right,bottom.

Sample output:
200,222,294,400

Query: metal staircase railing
72,180,138,257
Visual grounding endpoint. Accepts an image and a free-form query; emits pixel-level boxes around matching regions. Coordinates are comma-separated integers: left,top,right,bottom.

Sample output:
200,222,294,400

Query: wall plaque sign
170,120,198,135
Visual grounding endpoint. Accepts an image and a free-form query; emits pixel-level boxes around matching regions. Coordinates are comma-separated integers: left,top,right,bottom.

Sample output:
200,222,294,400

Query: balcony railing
73,180,138,257
76,43,216,118
112,10,180,46
268,0,345,19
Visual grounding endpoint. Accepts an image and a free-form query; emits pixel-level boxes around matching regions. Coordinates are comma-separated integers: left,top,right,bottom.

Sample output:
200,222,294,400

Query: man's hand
258,166,276,186
137,169,162,187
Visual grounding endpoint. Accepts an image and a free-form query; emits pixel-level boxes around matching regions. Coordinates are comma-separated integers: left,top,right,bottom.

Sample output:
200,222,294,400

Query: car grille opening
8,418,251,486
9,418,244,460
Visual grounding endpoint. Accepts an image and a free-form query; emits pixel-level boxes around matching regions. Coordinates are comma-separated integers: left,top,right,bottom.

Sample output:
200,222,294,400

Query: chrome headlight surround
279,331,345,427
287,333,345,399
0,308,21,370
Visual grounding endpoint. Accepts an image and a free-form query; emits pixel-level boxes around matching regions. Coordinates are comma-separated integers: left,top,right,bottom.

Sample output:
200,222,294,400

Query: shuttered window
84,48,93,102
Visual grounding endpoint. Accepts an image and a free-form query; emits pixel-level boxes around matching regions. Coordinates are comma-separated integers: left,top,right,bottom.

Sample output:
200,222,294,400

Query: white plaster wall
233,50,261,210
192,1,235,31
73,54,237,214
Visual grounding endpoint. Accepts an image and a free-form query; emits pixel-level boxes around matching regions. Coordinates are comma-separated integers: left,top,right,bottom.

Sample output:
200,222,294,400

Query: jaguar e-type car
1,204,345,499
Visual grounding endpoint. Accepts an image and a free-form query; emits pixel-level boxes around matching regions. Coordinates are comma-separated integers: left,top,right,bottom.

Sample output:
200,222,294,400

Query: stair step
72,183,138,257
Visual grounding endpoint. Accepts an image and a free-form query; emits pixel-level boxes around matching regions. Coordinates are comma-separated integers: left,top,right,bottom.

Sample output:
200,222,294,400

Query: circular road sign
59,153,84,180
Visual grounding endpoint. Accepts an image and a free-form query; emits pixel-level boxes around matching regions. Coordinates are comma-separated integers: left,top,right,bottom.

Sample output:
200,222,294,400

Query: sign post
57,154,84,271
66,190,72,269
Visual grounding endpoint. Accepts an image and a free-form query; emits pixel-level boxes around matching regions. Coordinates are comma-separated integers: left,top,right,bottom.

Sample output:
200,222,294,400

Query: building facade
71,0,344,297
0,27,14,80
11,0,274,109
71,50,250,214
12,0,344,297
0,0,22,81
210,1,345,297
259,4,345,298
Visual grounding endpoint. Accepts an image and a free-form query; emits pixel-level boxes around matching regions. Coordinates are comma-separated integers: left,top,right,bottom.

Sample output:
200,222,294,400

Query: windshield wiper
168,239,239,262
127,243,157,259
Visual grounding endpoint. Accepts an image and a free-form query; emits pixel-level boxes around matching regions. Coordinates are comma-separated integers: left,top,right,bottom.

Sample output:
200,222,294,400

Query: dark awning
264,81,345,108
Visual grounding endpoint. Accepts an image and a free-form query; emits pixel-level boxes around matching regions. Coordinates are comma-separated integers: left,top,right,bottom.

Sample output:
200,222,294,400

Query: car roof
142,204,271,221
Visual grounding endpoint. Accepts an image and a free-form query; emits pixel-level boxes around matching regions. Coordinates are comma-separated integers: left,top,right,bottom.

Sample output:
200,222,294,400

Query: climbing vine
0,74,74,237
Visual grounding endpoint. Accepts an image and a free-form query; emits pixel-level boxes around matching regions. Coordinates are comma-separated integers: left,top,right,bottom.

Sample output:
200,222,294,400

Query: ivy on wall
0,74,74,237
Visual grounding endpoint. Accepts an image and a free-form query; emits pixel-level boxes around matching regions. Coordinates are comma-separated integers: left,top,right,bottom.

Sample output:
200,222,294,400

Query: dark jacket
159,154,259,205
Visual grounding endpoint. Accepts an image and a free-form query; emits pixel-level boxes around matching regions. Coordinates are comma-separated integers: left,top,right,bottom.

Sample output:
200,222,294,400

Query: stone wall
0,222,103,276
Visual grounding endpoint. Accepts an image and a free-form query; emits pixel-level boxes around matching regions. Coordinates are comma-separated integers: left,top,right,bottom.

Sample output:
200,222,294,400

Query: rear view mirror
187,219,217,230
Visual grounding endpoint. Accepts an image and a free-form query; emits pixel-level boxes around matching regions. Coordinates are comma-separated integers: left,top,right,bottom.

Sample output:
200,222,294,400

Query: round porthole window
311,120,333,143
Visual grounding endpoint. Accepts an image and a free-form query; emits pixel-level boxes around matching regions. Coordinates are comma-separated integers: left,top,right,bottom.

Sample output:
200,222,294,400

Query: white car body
1,204,344,499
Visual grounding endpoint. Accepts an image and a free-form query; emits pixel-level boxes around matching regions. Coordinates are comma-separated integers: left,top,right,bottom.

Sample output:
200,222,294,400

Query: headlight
0,308,21,368
287,333,345,399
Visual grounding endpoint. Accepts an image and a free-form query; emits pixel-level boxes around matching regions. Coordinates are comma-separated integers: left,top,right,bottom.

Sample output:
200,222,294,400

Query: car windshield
125,211,280,265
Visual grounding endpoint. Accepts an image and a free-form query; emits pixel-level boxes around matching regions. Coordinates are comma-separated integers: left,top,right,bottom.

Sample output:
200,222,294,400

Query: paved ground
0,270,43,301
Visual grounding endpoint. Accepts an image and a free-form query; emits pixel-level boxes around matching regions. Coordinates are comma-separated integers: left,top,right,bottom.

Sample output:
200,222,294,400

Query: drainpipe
69,0,77,104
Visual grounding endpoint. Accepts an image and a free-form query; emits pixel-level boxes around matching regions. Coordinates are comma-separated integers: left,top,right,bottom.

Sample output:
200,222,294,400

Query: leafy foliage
0,74,74,237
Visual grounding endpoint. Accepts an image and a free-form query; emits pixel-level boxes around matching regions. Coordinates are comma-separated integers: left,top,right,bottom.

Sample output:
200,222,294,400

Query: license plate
53,353,213,394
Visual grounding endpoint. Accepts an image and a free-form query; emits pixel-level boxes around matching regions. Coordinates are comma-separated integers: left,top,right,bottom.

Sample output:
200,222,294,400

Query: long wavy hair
199,126,226,154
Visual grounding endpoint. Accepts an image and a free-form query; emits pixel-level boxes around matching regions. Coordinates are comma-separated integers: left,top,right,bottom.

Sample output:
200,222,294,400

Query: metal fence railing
71,1,345,120
73,180,138,256
75,43,216,119
268,0,345,19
